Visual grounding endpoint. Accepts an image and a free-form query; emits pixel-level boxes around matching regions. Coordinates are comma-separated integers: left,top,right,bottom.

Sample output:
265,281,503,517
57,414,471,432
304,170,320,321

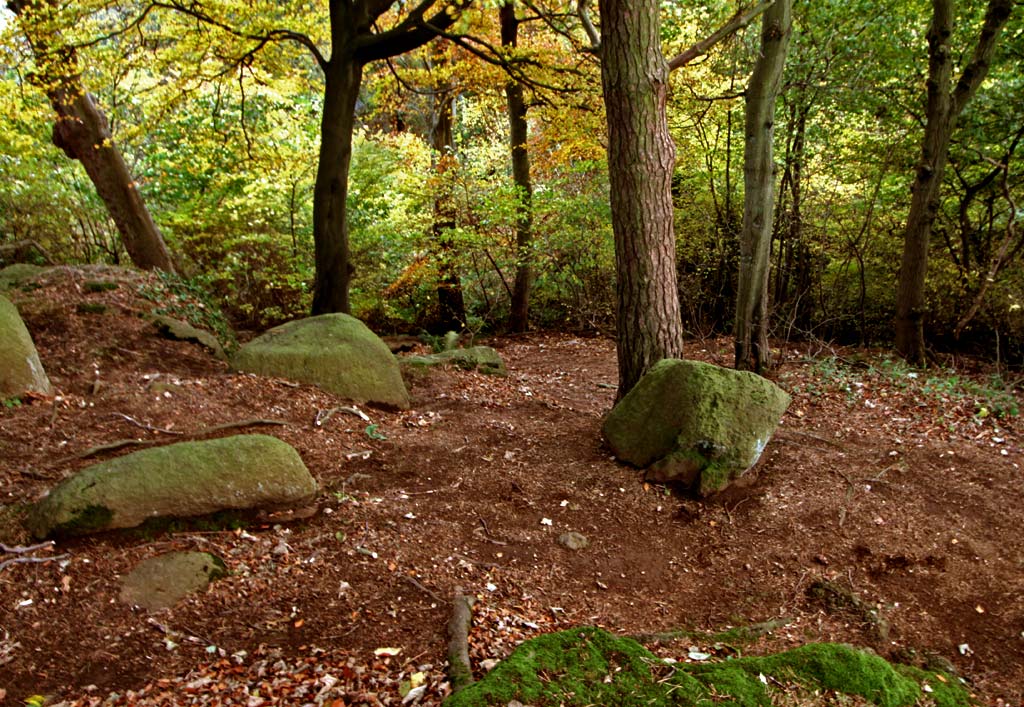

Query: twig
447,590,477,694
1,541,54,554
403,575,442,604
112,412,184,436
316,405,371,426
0,553,68,569
52,419,289,465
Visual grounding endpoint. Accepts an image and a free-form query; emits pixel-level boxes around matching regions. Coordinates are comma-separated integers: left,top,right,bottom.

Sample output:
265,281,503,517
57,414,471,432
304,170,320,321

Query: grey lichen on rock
603,359,790,496
402,346,507,376
232,313,410,408
120,551,227,611
25,434,317,538
0,294,52,398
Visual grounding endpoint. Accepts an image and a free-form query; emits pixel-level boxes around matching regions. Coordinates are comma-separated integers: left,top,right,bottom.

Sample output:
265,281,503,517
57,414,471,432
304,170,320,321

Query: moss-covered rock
120,551,228,611
402,346,507,376
148,313,227,360
445,628,970,707
25,434,317,538
0,294,52,398
232,314,409,408
602,359,790,496
0,263,46,291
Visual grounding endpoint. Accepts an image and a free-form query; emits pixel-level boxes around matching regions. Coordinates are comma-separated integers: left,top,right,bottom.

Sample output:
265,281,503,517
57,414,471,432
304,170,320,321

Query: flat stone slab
26,434,317,538
120,551,227,611
0,293,52,398
403,346,507,376
232,314,409,408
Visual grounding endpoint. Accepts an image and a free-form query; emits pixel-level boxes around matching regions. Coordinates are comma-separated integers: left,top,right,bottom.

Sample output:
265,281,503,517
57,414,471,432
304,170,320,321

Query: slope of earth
0,267,1021,705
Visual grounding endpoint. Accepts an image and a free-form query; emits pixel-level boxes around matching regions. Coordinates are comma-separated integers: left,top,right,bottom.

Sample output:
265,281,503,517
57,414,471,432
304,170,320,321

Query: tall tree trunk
311,53,362,314
735,0,791,372
10,0,175,272
502,1,534,333
598,0,685,399
431,88,466,332
895,0,1013,364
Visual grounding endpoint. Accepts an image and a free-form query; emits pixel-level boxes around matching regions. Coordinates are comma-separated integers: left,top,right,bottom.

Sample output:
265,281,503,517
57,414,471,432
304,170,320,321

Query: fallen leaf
374,647,402,657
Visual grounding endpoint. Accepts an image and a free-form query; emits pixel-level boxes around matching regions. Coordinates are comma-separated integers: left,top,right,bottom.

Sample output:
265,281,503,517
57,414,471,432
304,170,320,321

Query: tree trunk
311,54,362,315
735,0,791,373
598,0,685,399
431,88,466,332
895,0,1013,364
10,0,175,272
502,1,533,334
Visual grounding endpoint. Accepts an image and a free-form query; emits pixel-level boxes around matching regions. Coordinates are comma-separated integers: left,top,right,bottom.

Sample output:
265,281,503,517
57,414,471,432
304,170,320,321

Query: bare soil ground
1,267,1022,706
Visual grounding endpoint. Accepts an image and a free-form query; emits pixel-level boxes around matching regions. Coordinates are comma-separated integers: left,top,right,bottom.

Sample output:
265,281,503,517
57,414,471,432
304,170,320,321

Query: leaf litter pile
0,267,1022,705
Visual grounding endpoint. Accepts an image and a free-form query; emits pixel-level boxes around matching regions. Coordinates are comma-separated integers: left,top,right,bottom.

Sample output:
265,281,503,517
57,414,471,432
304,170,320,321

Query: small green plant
2,397,22,409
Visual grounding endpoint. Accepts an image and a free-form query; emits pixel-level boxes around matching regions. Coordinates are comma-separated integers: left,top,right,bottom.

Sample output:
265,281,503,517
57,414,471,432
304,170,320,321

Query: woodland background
0,0,1021,365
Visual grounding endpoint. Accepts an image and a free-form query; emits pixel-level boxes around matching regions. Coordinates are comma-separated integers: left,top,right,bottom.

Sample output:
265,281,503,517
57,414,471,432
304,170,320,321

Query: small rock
557,532,589,551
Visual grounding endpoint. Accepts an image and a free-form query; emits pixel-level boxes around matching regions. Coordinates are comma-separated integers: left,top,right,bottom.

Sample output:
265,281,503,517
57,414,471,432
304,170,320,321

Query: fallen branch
112,412,184,435
0,553,69,572
52,419,289,465
316,406,371,426
1,542,67,573
403,574,442,604
447,590,477,694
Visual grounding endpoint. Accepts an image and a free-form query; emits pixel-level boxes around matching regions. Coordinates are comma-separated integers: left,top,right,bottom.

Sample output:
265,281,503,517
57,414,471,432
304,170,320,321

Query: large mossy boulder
402,346,507,376
603,359,790,496
0,294,52,398
25,434,317,538
120,551,228,611
445,628,967,707
232,314,409,408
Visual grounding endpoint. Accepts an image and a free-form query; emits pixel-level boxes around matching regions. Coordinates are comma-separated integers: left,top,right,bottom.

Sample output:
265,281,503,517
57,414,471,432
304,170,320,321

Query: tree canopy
0,0,1020,365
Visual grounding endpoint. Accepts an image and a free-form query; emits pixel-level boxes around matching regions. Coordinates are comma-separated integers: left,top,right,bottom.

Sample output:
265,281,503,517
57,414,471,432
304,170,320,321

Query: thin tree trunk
895,0,1013,364
10,0,175,272
311,54,362,315
431,88,466,332
598,0,685,399
735,0,791,373
502,1,534,334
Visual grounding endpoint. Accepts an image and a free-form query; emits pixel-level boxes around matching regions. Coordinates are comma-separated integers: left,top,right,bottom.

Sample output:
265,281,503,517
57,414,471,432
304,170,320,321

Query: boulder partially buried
120,551,228,611
0,294,52,398
25,434,317,538
402,346,507,376
603,359,790,496
232,314,409,408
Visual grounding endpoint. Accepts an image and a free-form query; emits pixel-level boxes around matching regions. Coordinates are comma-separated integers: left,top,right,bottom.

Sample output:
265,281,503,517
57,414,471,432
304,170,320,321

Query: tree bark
310,0,468,315
430,86,466,332
735,0,791,373
598,0,685,399
894,0,1013,364
502,1,534,334
312,45,362,314
10,0,175,273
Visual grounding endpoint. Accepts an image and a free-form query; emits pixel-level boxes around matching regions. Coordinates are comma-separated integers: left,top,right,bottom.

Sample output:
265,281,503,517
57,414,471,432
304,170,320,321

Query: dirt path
1,268,1021,705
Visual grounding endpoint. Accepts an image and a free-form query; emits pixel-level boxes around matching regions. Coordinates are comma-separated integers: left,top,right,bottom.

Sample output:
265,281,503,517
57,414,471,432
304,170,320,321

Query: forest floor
1,266,1022,706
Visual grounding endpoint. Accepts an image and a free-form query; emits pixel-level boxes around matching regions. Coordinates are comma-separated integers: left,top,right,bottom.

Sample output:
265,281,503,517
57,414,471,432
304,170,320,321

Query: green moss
49,504,113,537
76,302,108,315
83,280,119,292
444,629,973,707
